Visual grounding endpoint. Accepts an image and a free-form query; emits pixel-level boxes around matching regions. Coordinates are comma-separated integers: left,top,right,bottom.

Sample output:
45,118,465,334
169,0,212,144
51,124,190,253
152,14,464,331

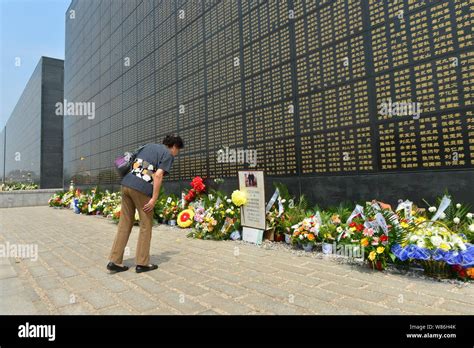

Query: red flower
185,189,196,202
380,235,388,242
195,182,205,193
180,212,191,222
190,176,206,193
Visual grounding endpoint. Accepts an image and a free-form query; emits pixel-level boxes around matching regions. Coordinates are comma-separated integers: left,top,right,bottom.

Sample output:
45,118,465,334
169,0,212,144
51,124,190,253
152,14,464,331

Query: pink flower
371,236,380,246
363,228,374,237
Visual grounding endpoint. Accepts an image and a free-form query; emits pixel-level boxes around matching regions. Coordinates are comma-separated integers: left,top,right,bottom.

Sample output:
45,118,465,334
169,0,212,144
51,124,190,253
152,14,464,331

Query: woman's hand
143,198,156,213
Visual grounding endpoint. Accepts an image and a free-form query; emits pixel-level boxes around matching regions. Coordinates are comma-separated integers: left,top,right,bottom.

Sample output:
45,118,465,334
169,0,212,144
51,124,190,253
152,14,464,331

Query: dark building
0,127,5,182
63,0,474,206
1,56,64,188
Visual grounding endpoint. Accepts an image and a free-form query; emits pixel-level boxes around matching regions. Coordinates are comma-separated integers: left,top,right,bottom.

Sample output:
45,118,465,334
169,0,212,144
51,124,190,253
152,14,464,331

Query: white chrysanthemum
467,213,472,219
430,235,443,247
226,199,232,203
456,203,461,209
428,206,437,213
336,226,343,233
416,239,426,248
469,224,474,233
409,235,420,242
440,213,446,219
453,217,460,224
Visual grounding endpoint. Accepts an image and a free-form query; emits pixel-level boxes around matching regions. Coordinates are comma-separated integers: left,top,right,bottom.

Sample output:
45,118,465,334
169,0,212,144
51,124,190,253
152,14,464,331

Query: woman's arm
143,169,165,213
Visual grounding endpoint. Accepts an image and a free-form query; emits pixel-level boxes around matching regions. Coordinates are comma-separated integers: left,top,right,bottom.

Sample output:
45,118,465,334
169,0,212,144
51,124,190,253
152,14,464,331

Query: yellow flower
360,238,369,247
171,201,176,206
400,221,409,228
368,251,376,261
231,190,247,207
415,217,426,224
376,246,385,254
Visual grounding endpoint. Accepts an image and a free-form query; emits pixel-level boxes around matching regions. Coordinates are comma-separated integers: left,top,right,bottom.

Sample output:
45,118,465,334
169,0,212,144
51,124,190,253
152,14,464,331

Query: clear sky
0,0,70,129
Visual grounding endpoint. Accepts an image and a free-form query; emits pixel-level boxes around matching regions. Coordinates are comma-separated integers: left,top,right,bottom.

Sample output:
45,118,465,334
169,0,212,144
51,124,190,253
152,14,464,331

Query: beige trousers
109,185,153,266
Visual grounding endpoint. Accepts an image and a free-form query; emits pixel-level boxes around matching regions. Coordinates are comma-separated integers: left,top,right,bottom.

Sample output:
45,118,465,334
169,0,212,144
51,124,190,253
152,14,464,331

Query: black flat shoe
107,262,129,273
136,264,158,273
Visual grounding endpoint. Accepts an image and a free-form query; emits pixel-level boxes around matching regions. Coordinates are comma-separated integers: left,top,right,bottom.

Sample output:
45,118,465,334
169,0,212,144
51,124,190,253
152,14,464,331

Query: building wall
2,57,64,188
0,127,5,182
4,60,42,184
63,0,474,205
41,58,65,188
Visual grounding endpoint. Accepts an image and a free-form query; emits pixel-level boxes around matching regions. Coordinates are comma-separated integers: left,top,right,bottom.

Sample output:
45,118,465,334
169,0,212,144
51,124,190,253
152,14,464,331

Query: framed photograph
238,170,266,230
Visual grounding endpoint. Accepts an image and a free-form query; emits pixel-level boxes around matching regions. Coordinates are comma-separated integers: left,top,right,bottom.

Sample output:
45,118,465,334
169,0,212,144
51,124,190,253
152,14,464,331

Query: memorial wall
1,57,64,188
64,0,473,205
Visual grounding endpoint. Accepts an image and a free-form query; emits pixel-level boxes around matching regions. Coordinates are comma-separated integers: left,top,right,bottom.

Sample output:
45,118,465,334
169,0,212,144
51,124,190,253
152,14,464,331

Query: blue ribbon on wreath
392,244,474,267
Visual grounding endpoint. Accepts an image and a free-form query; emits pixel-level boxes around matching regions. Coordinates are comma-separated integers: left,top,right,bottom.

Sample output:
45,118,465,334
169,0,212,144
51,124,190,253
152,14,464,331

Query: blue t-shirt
121,144,174,197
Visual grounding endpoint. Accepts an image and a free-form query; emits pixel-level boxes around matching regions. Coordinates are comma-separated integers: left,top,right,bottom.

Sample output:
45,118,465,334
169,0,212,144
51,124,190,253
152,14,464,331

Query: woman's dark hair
162,134,184,149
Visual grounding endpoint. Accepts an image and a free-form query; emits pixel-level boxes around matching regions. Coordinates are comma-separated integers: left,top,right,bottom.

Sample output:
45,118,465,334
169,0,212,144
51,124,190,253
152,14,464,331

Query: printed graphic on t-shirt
130,158,156,183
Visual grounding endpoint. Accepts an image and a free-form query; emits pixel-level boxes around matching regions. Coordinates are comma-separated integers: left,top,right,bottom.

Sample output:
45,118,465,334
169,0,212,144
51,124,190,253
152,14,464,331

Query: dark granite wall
41,57,64,188
2,57,64,188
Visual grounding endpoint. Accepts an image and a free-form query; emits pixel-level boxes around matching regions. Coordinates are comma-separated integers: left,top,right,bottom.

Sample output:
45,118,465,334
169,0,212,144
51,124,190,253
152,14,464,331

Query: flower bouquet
291,215,321,251
423,194,474,244
162,200,180,225
423,194,472,233
319,213,345,254
100,191,122,218
265,183,296,242
337,212,365,245
392,220,474,279
48,192,65,207
339,202,405,270
189,206,219,239
74,193,90,214
184,176,206,204
188,190,241,240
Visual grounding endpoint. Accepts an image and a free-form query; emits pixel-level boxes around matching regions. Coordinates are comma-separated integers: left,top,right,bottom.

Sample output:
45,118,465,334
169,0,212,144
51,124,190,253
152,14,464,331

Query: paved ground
0,206,473,315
